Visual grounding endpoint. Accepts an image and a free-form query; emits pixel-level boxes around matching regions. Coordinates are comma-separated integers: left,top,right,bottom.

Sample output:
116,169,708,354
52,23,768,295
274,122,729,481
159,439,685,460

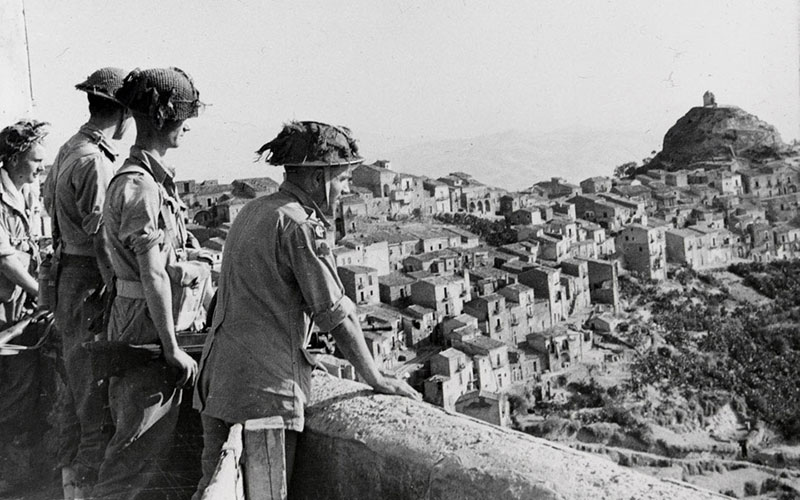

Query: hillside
384,128,656,190
647,105,788,171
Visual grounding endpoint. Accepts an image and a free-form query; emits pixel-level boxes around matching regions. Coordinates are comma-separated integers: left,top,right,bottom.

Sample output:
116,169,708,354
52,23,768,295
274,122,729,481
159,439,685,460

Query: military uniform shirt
0,169,39,324
43,123,116,256
194,181,356,430
102,146,187,344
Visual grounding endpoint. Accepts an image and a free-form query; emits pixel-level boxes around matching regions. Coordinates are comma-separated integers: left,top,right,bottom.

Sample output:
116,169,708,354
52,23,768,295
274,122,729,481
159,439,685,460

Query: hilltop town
171,94,800,424
168,95,800,496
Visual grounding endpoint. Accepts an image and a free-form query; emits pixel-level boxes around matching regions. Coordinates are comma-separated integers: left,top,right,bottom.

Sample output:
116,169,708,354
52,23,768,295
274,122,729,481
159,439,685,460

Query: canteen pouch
166,259,210,332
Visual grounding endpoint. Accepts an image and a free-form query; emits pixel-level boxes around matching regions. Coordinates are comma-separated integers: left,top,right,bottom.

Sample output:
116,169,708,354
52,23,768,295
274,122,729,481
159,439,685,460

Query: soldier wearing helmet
41,67,131,499
0,119,49,490
192,121,420,498
92,67,204,499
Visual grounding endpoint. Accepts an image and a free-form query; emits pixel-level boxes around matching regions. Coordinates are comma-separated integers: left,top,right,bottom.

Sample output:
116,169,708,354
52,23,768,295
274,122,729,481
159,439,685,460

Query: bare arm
136,245,197,386
0,254,37,297
330,310,420,400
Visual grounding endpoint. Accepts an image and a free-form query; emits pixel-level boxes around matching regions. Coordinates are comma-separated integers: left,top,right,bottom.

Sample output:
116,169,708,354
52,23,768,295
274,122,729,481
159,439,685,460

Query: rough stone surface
290,374,727,500
649,105,786,170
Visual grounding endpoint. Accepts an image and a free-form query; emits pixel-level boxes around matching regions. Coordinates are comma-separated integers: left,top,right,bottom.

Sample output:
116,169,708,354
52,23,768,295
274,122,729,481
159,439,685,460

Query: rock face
649,105,786,171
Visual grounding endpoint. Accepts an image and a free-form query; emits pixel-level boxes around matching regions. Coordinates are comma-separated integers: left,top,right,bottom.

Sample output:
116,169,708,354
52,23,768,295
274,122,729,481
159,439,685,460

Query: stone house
403,248,459,275
739,162,800,198
468,266,516,297
507,208,544,226
424,348,475,411
665,226,737,268
579,176,612,194
338,265,379,305
443,227,480,248
515,266,563,325
378,271,417,308
410,274,471,318
335,238,391,276
559,259,591,313
231,177,279,199
529,233,569,263
525,327,585,373
665,170,689,187
545,215,578,244
352,160,398,198
585,258,620,313
452,335,512,393
498,283,536,346
532,177,580,200
442,314,481,346
508,348,541,385
400,304,436,348
616,223,667,281
463,293,510,344
422,179,452,213
497,241,539,263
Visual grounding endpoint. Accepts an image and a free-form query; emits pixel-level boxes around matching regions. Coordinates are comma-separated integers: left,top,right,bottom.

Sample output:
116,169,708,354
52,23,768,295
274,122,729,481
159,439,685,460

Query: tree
613,161,637,179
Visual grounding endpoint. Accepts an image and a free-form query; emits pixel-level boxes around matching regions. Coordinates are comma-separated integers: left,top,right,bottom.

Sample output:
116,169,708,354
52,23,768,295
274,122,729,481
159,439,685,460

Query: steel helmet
256,121,363,168
115,67,204,128
75,67,128,103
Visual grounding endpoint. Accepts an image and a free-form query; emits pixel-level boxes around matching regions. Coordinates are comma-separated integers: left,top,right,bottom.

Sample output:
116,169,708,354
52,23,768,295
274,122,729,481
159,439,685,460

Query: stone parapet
290,373,726,499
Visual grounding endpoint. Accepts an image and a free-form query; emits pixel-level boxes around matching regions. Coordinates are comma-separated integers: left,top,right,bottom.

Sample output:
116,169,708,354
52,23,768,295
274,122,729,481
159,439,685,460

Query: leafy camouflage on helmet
256,121,362,167
0,120,49,165
75,67,128,102
115,67,204,128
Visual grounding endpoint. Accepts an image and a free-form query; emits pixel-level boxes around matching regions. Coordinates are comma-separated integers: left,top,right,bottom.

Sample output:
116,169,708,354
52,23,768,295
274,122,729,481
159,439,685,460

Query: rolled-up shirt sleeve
74,154,113,236
285,221,355,332
118,175,164,255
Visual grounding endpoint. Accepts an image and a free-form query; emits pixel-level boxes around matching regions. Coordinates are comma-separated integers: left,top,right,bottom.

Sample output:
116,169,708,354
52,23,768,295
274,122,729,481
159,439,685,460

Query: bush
761,477,782,494
744,481,758,496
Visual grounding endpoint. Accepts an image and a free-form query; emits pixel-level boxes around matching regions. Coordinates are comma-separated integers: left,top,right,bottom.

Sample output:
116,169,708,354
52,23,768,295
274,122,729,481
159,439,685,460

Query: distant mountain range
365,128,658,191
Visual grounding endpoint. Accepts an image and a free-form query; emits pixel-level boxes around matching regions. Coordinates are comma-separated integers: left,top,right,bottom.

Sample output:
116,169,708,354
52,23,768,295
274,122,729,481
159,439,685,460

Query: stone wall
290,374,726,500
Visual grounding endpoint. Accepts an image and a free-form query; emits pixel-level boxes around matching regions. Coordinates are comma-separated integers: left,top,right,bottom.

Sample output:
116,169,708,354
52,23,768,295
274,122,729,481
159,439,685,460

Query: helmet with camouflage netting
75,67,128,103
115,67,204,129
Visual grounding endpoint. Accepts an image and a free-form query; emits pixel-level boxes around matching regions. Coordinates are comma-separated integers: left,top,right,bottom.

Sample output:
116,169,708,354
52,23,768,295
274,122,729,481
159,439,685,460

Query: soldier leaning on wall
42,67,132,500
192,121,421,498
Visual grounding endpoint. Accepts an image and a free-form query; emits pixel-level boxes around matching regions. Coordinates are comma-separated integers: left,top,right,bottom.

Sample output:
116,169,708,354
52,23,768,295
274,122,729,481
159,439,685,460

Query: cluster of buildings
173,143,800,426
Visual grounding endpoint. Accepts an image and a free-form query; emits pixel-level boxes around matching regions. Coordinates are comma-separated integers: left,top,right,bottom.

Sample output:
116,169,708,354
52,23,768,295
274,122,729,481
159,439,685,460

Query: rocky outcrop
648,105,787,171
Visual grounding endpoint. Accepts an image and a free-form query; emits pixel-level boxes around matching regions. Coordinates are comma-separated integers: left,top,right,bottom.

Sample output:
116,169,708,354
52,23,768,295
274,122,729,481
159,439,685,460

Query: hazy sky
19,0,800,184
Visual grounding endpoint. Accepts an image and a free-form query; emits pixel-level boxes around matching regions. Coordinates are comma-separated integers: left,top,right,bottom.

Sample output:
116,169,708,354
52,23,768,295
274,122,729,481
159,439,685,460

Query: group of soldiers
0,66,419,500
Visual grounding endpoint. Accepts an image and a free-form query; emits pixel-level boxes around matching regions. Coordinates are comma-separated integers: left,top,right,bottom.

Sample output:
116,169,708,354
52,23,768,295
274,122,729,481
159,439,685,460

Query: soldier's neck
87,115,118,141
133,134,169,160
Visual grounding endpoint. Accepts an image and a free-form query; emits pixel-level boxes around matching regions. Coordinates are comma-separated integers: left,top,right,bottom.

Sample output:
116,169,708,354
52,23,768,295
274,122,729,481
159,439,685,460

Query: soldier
92,68,203,499
0,119,48,488
42,67,131,499
193,121,420,497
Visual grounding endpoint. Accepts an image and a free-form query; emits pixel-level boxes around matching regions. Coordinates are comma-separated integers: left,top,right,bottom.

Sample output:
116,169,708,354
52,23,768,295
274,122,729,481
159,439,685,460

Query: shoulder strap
110,163,151,185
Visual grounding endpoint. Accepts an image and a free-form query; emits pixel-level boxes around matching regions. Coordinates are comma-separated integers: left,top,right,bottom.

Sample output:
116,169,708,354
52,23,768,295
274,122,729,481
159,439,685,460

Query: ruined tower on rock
646,92,787,172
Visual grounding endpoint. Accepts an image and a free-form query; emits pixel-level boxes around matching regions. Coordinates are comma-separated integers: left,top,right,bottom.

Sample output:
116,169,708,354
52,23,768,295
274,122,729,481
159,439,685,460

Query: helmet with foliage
256,121,362,168
115,67,204,128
